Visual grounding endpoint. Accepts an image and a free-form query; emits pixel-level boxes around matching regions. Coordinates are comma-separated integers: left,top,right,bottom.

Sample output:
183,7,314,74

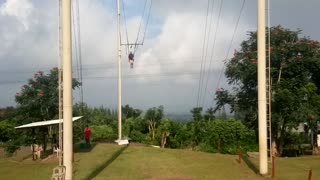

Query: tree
15,68,81,122
204,108,215,121
213,88,233,120
158,119,172,148
15,68,81,150
144,106,164,140
190,107,203,121
122,104,142,120
220,26,320,155
189,107,205,146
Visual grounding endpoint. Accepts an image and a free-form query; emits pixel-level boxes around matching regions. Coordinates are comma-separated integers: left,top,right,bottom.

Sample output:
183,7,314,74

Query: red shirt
84,127,91,138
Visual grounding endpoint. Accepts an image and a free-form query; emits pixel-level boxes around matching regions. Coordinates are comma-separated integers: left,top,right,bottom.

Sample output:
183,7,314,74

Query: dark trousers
85,137,90,144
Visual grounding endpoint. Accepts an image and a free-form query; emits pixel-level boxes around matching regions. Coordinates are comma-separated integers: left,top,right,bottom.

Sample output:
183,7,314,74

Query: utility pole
62,0,73,179
117,0,122,141
257,0,268,175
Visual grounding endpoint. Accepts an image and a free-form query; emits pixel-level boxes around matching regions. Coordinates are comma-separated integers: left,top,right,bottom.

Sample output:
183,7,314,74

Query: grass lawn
246,154,320,180
88,144,260,180
0,143,319,180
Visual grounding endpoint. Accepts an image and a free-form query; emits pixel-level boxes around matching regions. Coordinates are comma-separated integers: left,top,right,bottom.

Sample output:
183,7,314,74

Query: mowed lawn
80,144,260,180
247,154,320,180
0,143,318,180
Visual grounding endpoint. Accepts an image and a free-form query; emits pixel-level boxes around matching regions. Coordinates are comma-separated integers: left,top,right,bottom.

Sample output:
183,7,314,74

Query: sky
0,0,320,114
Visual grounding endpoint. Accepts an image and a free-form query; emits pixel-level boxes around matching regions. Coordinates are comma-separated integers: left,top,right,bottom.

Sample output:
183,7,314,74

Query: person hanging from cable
128,51,134,68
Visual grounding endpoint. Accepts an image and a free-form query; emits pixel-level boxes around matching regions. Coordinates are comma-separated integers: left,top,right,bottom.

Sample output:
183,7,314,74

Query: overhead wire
196,0,211,108
75,0,84,107
141,0,153,44
201,0,223,108
133,0,148,53
121,0,130,55
198,0,216,108
71,0,84,107
0,65,226,85
71,3,80,83
0,72,202,85
0,56,227,74
210,0,246,108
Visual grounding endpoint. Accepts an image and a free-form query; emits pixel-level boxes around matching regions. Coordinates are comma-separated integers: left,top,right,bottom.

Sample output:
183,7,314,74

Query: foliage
1,101,259,155
0,120,19,155
123,117,148,139
0,119,31,156
198,119,257,154
217,25,320,154
204,108,215,121
13,68,81,151
73,103,118,142
0,107,16,120
15,68,81,122
122,104,142,120
190,107,202,121
90,125,117,142
144,106,164,140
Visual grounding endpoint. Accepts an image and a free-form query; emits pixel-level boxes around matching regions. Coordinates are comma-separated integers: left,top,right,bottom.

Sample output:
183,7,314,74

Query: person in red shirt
84,125,91,145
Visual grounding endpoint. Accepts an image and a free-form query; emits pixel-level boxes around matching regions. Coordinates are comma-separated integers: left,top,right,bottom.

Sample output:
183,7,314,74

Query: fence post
218,138,221,153
308,168,312,180
238,146,242,163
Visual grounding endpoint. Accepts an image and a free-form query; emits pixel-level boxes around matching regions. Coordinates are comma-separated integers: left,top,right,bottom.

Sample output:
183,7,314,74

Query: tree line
0,25,319,156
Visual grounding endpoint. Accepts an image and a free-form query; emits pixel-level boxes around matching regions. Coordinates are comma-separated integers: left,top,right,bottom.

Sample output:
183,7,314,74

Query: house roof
15,116,83,129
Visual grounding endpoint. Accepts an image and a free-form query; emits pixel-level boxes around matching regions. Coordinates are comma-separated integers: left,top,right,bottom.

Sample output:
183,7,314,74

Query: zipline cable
196,0,211,108
210,0,246,108
201,0,223,108
141,0,153,45
133,0,148,53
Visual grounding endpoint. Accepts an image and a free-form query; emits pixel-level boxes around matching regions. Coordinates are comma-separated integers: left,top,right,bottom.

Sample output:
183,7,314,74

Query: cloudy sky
0,0,320,113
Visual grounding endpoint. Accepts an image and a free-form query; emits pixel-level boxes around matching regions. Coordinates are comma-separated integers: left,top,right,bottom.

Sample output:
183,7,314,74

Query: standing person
84,125,91,145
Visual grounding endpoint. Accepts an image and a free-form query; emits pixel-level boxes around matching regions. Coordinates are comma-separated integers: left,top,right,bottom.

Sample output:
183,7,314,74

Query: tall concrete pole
62,0,73,179
117,0,122,140
258,0,268,175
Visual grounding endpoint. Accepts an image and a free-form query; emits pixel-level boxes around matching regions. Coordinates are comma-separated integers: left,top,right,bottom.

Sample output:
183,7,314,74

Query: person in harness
128,52,134,68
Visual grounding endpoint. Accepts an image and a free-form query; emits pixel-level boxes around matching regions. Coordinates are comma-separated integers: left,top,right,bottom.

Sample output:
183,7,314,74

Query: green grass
246,155,320,180
0,158,56,180
0,143,319,180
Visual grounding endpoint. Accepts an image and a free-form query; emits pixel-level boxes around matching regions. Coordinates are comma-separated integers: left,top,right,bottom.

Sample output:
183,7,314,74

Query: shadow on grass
84,145,128,180
242,155,259,174
74,143,97,153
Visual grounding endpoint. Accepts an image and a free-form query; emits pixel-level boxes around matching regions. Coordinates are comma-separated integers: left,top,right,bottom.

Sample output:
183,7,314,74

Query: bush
0,119,23,155
91,125,117,142
130,130,148,143
3,140,20,156
200,119,258,154
198,143,217,153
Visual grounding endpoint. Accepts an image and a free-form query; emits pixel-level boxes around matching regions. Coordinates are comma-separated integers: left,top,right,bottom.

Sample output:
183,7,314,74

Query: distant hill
165,113,193,122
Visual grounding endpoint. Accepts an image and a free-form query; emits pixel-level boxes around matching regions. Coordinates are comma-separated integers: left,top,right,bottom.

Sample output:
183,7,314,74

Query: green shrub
91,125,117,142
3,140,20,156
130,130,147,143
199,119,258,154
198,143,217,153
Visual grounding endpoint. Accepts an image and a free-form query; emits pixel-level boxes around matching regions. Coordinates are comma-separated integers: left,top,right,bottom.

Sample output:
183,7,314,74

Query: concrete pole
62,0,73,179
258,0,268,175
117,0,122,140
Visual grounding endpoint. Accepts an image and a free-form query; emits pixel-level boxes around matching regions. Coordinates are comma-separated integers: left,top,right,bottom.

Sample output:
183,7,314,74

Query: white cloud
0,0,34,30
0,0,277,112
